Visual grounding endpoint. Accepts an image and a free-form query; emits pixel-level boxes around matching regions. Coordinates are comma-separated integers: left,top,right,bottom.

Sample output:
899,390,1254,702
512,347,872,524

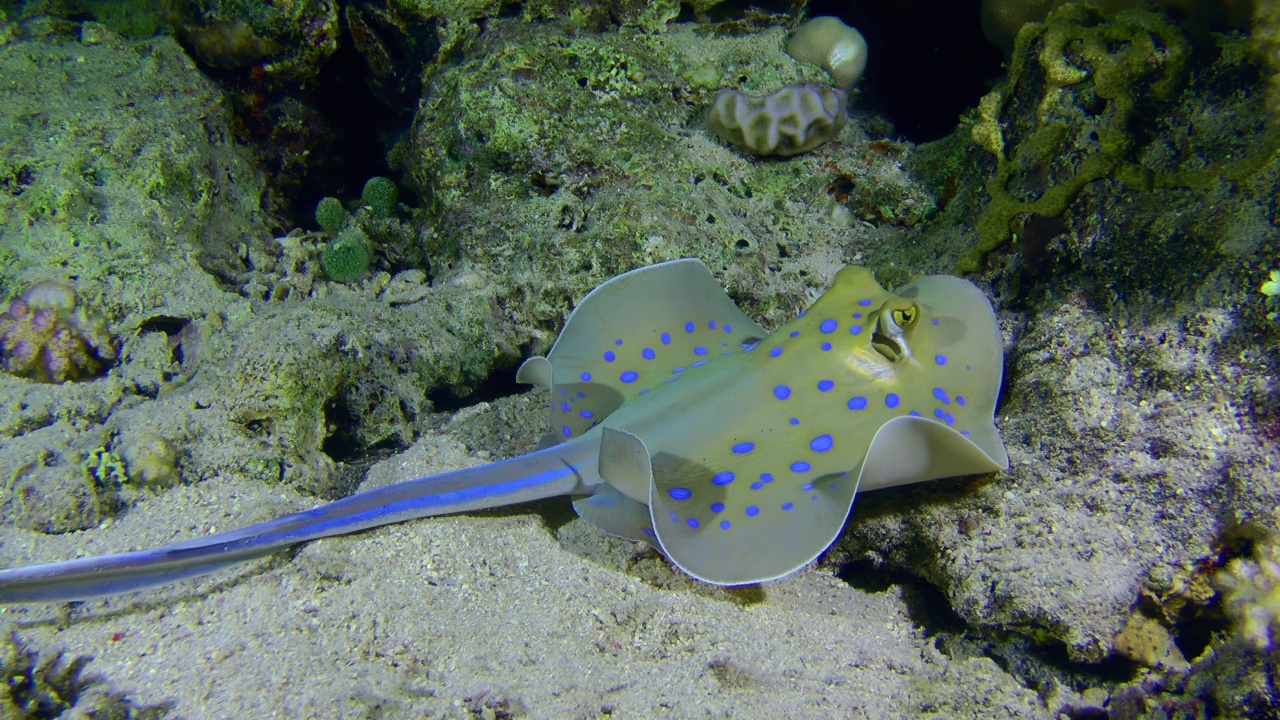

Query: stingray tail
0,438,601,604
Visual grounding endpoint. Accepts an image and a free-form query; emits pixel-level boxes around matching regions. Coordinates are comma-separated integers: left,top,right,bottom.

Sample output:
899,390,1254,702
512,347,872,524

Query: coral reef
321,227,374,283
1218,531,1280,650
314,195,347,232
785,16,867,88
360,176,399,216
0,280,118,383
1,630,165,718
708,85,848,156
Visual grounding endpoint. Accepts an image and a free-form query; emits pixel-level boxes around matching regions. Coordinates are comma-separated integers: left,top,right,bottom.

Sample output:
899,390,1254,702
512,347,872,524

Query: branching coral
0,280,118,383
1218,532,1280,650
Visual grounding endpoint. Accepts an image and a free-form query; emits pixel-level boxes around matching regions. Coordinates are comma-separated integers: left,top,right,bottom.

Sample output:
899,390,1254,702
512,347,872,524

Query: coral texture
1218,533,1280,650
785,16,867,88
0,281,117,384
708,85,848,156
321,228,373,282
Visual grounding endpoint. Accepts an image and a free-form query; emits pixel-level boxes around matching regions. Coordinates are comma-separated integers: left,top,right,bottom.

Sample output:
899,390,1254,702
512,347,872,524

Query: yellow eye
892,306,918,328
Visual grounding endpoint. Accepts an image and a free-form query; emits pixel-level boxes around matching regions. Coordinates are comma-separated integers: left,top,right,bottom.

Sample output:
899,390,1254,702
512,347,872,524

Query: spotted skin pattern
524,259,1007,584
0,259,1007,602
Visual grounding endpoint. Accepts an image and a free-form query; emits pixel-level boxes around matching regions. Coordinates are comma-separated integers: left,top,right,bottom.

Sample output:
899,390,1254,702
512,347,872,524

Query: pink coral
0,280,119,383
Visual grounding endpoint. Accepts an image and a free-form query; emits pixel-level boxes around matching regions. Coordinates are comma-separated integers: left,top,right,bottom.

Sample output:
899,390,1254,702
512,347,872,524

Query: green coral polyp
322,229,373,283
361,177,399,216
314,196,346,232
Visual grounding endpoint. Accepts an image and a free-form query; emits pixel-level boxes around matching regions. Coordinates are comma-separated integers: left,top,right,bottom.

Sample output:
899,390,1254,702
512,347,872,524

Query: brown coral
0,280,118,383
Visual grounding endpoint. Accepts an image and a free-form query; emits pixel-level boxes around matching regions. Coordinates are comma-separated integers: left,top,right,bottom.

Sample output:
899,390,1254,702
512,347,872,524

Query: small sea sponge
786,16,868,88
120,432,179,488
1218,533,1280,649
322,228,373,282
315,196,347,232
0,280,119,383
708,85,848,156
361,177,399,216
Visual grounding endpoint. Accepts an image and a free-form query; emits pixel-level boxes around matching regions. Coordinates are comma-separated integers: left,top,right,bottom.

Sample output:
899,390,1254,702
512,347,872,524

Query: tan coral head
708,85,848,156
786,16,868,89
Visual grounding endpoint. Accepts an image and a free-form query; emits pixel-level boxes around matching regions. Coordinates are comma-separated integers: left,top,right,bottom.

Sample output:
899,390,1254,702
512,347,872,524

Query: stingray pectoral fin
573,427,656,543
515,356,553,388
857,415,1008,493
649,464,859,586
573,487,653,543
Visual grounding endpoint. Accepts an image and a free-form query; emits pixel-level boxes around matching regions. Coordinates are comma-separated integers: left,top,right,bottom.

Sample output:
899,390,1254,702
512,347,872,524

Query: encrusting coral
708,85,848,156
785,16,867,89
1217,531,1280,650
0,280,118,383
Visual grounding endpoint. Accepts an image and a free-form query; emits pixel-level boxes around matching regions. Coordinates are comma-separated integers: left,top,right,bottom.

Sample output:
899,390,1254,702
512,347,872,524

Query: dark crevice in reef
426,360,527,414
837,558,1140,696
806,0,1005,143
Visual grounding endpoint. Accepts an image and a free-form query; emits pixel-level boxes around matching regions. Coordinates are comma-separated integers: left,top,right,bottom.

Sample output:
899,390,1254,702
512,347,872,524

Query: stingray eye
892,305,919,329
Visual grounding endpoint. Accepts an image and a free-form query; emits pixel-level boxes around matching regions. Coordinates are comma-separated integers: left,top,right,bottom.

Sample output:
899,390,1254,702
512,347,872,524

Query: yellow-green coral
961,4,1189,272
1217,531,1280,649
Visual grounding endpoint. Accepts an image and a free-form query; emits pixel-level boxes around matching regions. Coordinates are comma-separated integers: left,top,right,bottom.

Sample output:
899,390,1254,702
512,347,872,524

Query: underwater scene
0,0,1278,717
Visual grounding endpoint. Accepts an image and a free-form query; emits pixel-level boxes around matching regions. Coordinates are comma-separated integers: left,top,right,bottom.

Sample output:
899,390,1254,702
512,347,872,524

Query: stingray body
0,259,1007,603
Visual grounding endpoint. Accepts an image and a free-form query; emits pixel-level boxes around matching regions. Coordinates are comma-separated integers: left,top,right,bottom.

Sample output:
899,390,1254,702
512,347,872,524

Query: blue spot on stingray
615,339,623,346
668,488,692,501
818,379,834,392
643,528,655,537
684,322,695,333
885,393,900,408
852,312,863,319
935,354,948,366
638,388,650,396
931,318,940,326
558,389,566,396
708,320,717,329
576,391,585,399
694,347,708,356
562,426,572,437
603,351,616,362
687,518,699,529
782,502,794,511
802,484,814,492
760,473,774,484
620,371,638,383
673,367,686,374
797,309,808,318
751,482,763,490
789,418,800,426
580,372,592,382
580,410,594,419
858,299,872,307
746,506,760,517
560,402,571,413
711,502,725,513
691,360,709,368
957,396,967,406
909,411,921,417
820,319,837,333
664,376,680,384
669,512,677,522
661,332,671,345
850,326,863,336
769,347,783,358
732,442,755,455
810,435,833,453
821,342,832,352
933,387,951,405
848,397,868,411
720,520,731,530
774,386,792,400
961,430,971,436
712,472,736,486
789,330,800,338
643,348,656,360
791,461,811,473
724,324,733,333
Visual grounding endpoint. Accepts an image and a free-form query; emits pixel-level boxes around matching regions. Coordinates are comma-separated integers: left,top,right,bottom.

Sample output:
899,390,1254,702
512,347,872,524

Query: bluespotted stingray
0,259,1006,602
